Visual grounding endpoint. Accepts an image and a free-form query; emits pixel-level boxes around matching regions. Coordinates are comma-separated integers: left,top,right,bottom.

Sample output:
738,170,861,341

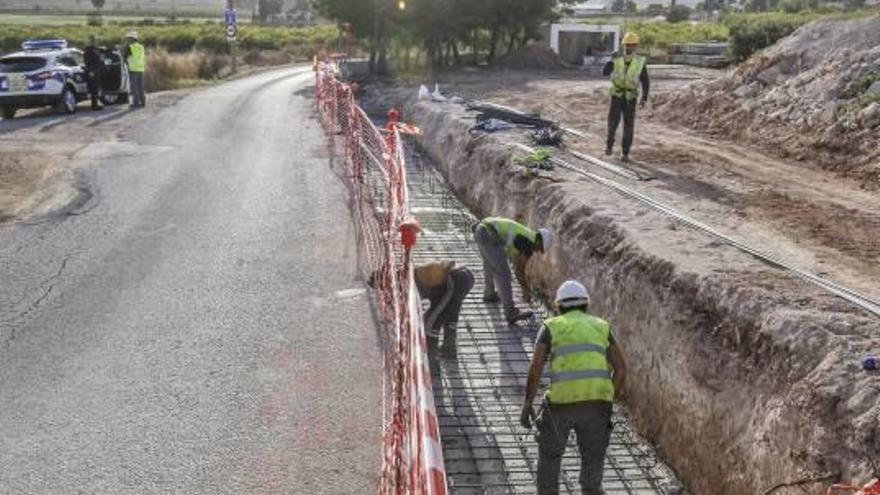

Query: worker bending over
414,261,474,358
474,217,551,325
603,32,650,163
521,281,627,495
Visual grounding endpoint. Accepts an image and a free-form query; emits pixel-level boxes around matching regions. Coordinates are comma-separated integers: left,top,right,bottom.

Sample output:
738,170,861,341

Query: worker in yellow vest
474,217,552,325
521,280,627,495
123,31,146,109
603,32,650,163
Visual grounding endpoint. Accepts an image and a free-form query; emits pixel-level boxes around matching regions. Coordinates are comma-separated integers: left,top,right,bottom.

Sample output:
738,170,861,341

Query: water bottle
862,356,877,371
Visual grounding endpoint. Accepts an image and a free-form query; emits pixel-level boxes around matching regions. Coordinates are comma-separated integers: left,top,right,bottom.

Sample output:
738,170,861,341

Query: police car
0,39,89,118
0,39,90,119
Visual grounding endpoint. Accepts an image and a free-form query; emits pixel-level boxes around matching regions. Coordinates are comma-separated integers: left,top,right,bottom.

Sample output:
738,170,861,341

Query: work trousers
86,70,102,108
424,267,475,340
129,71,146,107
536,401,613,495
474,224,516,321
606,96,637,156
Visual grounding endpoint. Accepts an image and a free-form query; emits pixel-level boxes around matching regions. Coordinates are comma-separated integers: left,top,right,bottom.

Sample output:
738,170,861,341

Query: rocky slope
656,15,880,188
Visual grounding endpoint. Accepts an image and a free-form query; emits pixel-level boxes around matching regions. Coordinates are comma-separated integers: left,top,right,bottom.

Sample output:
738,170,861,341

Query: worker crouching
474,217,551,325
521,280,628,495
415,261,474,358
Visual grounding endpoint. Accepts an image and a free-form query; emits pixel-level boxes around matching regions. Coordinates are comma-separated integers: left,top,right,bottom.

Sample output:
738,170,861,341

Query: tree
666,4,692,21
310,0,574,72
258,0,285,22
91,0,105,9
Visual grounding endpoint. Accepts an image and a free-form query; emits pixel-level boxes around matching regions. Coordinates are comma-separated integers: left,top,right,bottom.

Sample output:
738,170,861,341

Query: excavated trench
401,137,683,494
398,100,879,495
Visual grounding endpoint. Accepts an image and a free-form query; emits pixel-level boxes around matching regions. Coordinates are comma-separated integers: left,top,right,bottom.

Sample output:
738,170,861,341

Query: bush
723,12,814,60
778,0,818,13
0,22,339,56
779,0,804,13
667,5,693,22
624,20,729,52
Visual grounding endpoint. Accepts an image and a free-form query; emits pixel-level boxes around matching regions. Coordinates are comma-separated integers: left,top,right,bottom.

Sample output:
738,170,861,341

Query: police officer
521,280,628,495
603,32,650,163
414,261,475,358
83,35,103,111
123,31,146,108
474,217,551,325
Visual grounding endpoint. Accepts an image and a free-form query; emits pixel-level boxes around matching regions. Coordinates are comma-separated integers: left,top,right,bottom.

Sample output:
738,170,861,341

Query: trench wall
409,100,879,495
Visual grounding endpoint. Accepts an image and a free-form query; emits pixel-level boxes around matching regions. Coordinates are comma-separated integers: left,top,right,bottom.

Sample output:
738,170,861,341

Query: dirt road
0,67,382,493
392,68,880,302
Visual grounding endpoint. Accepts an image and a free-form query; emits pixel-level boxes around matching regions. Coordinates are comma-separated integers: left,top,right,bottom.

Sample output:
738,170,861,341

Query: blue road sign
225,9,237,27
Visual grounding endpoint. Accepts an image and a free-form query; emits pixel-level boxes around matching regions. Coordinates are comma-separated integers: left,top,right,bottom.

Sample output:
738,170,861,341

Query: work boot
605,146,613,157
91,105,103,111
426,336,441,376
440,323,458,359
483,292,501,303
620,153,631,163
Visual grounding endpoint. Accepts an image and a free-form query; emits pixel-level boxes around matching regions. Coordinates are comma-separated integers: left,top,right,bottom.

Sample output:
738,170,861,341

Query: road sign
225,8,237,41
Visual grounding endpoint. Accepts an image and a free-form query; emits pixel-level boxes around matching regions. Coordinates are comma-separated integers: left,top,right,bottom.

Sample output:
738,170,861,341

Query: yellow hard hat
622,32,640,45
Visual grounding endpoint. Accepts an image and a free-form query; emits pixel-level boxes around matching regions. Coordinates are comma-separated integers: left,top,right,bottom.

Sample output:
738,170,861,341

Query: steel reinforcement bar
401,137,684,495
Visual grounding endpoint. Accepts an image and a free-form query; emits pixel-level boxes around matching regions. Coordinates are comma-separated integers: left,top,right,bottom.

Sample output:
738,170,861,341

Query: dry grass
145,49,230,92
0,150,68,223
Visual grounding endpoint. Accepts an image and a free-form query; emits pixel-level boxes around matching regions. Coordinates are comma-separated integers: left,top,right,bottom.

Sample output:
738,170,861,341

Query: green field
0,13,228,25
0,21,338,56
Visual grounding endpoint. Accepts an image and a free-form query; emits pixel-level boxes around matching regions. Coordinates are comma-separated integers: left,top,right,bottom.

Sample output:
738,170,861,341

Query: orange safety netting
315,62,447,495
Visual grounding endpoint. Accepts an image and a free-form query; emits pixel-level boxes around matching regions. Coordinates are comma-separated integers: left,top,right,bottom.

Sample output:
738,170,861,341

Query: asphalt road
0,67,383,494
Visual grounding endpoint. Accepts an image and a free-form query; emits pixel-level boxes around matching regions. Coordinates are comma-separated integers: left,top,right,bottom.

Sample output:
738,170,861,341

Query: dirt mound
494,44,566,71
656,15,880,188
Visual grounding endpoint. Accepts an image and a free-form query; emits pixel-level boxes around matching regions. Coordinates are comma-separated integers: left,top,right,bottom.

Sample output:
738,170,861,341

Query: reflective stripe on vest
610,55,645,100
481,217,536,258
546,310,614,404
550,369,612,382
128,42,145,72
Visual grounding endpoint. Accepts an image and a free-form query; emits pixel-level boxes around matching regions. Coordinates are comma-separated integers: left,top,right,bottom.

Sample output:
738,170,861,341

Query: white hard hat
555,280,590,308
537,227,552,252
126,31,139,40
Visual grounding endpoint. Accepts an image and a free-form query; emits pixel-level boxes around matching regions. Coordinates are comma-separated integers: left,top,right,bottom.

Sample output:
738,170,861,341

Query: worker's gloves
520,405,536,429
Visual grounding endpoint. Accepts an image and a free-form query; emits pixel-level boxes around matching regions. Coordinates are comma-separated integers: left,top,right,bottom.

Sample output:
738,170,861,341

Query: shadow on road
0,103,130,135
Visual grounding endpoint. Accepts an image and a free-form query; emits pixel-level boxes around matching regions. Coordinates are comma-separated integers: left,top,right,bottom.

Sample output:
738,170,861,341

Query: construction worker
414,261,474,358
520,280,627,495
83,35,103,111
474,217,551,325
603,32,649,163
123,31,146,109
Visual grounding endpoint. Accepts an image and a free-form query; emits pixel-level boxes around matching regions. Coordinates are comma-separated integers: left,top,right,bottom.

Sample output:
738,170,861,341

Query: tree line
309,0,575,72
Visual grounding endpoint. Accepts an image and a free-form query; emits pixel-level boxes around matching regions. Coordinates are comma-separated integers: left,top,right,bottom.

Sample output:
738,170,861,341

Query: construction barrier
314,62,447,495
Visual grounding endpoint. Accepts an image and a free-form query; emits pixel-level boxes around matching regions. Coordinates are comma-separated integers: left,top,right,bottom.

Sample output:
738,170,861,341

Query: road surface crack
1,253,73,350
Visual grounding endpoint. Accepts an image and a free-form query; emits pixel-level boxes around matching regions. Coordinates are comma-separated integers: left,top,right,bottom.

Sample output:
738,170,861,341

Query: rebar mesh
401,137,684,495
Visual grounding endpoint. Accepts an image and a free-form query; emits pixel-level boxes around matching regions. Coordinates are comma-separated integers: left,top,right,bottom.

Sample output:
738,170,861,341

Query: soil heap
494,44,567,71
657,15,880,188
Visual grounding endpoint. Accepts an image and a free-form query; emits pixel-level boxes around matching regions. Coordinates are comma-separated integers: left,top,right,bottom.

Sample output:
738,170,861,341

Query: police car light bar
22,39,68,51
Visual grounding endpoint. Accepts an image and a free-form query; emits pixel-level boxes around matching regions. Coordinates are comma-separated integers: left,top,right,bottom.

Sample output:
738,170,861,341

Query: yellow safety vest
127,42,145,73
481,217,536,259
545,310,615,404
610,55,645,100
